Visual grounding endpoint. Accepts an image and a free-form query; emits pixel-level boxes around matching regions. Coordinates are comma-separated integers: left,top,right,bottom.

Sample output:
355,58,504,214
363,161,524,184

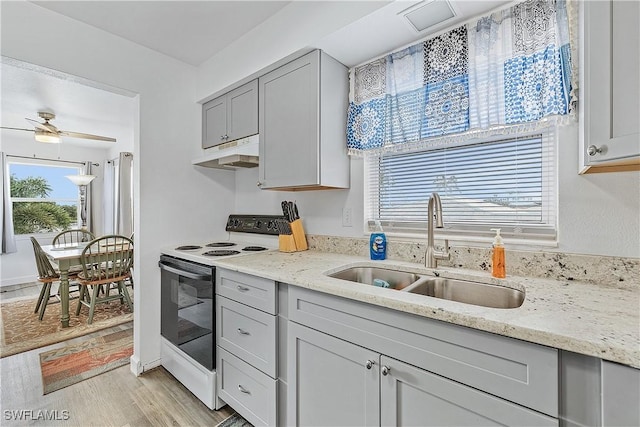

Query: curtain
1,152,17,254
116,152,133,237
102,159,116,235
83,161,93,232
347,0,575,156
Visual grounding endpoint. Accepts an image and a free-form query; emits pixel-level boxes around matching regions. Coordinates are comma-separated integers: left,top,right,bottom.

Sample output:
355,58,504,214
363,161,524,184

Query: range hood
192,135,259,169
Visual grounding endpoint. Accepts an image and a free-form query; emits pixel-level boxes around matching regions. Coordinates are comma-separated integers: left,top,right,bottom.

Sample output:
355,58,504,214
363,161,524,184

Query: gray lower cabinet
288,321,556,427
203,79,258,148
288,321,379,427
601,360,640,427
216,268,281,427
258,49,350,190
288,286,559,427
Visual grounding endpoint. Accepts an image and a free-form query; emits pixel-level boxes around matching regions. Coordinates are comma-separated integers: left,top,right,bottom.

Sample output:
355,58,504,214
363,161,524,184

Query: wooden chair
76,235,133,324
30,237,69,320
52,229,95,246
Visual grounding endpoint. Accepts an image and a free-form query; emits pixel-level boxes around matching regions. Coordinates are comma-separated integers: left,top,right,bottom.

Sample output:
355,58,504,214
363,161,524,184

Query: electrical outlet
342,207,353,227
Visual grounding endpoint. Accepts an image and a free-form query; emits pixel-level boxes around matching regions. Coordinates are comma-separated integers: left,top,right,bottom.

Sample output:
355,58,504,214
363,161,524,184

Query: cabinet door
582,0,640,169
259,51,320,189
227,79,258,142
287,322,379,427
380,356,558,427
601,361,640,427
202,95,227,148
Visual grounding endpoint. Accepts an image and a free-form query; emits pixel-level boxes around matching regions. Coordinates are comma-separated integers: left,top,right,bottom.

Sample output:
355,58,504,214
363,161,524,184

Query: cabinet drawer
218,347,277,427
289,287,558,417
217,296,277,377
217,269,276,314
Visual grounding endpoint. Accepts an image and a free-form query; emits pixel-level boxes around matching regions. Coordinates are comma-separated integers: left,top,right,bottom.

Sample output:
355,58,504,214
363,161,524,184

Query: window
9,160,81,235
365,130,557,242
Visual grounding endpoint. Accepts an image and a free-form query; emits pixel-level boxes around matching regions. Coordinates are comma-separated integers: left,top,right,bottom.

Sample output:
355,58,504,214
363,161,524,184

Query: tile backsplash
307,235,639,288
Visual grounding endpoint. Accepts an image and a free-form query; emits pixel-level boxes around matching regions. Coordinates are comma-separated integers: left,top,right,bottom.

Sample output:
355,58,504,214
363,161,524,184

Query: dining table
42,238,133,327
41,243,85,327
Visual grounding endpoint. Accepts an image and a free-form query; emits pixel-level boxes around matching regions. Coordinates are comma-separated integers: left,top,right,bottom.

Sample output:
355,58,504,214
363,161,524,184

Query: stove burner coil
206,242,236,247
242,246,267,252
175,245,202,250
202,250,240,257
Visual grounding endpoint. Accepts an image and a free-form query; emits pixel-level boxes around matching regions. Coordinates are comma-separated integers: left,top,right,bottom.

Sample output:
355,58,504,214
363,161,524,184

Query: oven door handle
158,261,212,281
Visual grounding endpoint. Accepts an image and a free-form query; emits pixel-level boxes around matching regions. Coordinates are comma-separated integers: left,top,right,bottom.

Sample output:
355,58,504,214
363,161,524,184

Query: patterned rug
40,327,133,394
216,413,253,427
0,294,133,358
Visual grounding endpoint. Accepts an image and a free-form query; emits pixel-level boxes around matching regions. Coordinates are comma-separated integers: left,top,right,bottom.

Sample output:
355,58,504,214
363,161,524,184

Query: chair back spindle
52,229,95,246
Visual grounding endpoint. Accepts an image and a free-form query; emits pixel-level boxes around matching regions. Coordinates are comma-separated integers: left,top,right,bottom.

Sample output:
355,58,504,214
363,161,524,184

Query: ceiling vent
402,0,456,33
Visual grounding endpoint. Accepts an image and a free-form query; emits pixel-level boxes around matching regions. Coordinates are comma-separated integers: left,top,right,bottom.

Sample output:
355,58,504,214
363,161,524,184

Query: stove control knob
267,220,274,230
255,220,262,229
233,219,240,228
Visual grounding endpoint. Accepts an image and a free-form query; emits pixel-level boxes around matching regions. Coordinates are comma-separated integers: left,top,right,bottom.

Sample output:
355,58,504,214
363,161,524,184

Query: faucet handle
436,239,451,261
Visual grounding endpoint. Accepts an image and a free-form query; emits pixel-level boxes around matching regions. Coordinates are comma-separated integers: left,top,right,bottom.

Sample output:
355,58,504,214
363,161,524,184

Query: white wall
0,132,110,286
1,2,235,372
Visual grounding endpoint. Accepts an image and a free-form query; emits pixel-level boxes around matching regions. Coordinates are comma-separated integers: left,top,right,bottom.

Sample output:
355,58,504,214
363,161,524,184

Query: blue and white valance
347,0,576,155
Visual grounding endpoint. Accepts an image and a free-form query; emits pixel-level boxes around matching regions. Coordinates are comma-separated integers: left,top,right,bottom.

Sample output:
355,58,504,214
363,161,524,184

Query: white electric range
158,215,282,410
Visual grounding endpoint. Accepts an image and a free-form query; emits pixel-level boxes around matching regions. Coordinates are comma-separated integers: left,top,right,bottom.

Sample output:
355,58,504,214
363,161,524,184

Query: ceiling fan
0,111,116,143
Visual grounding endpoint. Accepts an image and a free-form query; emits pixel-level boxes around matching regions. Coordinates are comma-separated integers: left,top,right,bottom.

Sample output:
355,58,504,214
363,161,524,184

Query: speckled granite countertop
210,250,639,368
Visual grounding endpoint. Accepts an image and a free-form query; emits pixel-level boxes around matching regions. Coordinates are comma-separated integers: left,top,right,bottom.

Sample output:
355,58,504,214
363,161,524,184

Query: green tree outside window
10,174,75,234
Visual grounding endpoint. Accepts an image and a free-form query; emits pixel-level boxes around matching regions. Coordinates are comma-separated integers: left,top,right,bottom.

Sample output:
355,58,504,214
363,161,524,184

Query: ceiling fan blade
25,118,57,133
0,126,35,132
59,130,116,142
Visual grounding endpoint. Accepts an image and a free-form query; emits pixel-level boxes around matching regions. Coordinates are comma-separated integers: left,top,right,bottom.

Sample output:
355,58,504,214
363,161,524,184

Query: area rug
0,294,133,358
40,327,133,394
216,413,253,427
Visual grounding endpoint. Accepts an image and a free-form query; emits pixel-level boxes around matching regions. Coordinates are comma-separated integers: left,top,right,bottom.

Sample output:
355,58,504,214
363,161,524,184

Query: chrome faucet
426,192,450,268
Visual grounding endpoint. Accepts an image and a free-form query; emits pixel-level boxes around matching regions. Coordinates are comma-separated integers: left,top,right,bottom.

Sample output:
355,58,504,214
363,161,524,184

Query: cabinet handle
381,366,391,376
224,134,229,140
238,384,251,394
365,360,375,370
588,145,603,156
237,285,250,292
256,182,263,188
237,328,250,335
220,135,225,140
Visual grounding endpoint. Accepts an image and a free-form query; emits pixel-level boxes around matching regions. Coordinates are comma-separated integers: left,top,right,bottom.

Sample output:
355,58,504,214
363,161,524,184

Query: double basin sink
327,266,524,309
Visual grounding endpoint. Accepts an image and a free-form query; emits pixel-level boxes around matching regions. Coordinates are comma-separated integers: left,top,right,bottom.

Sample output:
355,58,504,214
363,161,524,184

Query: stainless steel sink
327,266,421,290
404,277,524,309
327,266,524,308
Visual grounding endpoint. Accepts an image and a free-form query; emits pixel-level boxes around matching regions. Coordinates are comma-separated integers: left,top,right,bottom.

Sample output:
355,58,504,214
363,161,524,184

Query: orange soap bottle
490,228,506,278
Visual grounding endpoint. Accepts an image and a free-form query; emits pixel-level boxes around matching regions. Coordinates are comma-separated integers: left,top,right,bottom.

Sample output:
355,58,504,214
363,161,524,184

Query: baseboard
130,354,162,376
0,279,37,292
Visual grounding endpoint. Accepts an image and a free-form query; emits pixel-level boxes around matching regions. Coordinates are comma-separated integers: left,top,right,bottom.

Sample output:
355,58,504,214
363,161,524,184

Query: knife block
278,233,297,253
290,219,308,251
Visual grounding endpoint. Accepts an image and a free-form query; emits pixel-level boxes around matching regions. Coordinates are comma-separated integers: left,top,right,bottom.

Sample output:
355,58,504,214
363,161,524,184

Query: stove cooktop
164,214,283,265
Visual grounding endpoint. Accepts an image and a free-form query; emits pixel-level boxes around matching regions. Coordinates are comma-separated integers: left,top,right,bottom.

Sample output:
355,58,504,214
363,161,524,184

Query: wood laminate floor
0,287,233,427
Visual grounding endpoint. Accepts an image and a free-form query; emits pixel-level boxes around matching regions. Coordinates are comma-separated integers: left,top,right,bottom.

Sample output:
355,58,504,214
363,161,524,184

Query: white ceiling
1,59,136,149
31,1,292,67
2,0,512,150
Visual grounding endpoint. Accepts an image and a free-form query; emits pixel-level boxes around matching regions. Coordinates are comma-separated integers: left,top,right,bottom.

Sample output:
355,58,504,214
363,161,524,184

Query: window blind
366,131,557,241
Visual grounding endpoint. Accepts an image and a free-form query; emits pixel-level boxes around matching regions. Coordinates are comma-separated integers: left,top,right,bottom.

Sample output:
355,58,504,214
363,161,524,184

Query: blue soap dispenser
370,221,387,260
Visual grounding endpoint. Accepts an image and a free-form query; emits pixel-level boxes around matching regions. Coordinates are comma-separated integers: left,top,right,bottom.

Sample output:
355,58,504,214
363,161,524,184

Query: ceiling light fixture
34,129,61,143
403,0,456,33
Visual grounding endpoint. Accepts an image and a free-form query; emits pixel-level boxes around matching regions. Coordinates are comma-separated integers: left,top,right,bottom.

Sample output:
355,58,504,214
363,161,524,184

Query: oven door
159,257,214,370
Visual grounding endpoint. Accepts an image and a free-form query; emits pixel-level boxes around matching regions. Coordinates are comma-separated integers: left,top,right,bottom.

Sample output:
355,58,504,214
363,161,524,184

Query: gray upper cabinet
580,0,640,172
258,50,350,190
202,79,258,149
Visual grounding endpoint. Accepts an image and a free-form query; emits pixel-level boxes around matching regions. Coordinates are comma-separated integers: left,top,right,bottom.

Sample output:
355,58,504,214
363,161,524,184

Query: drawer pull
238,384,251,394
237,328,250,335
237,285,250,292
365,360,375,370
382,366,391,376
